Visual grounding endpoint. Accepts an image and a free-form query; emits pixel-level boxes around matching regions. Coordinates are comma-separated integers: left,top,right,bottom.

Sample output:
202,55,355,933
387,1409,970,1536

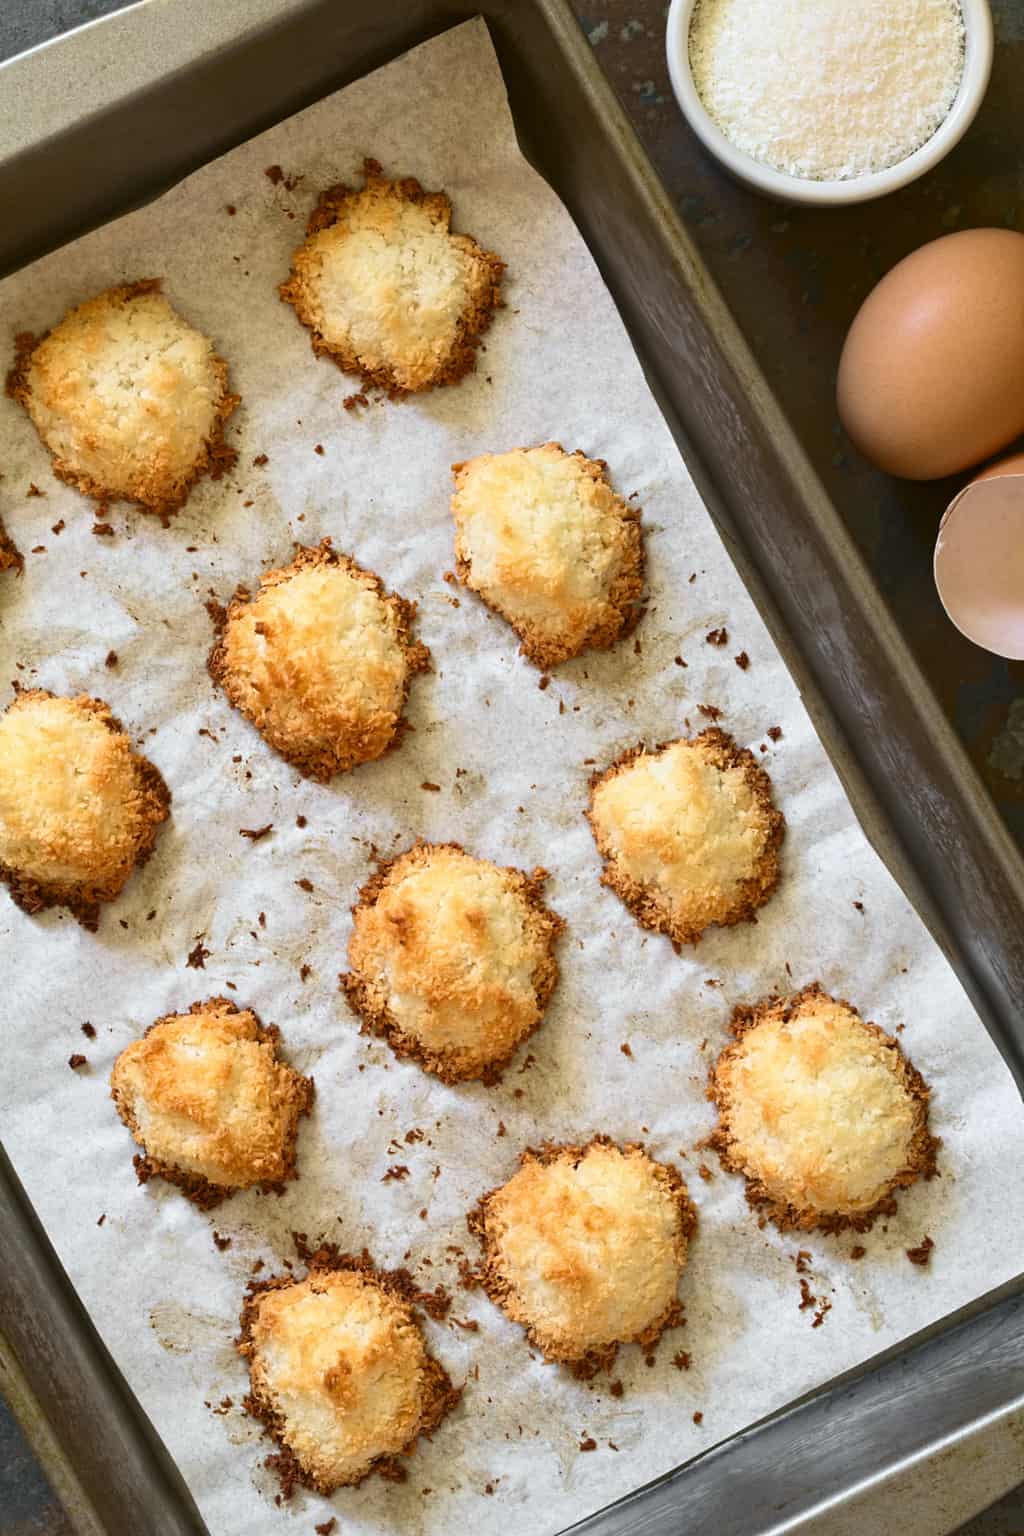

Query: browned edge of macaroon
340,840,566,1084
707,981,940,1235
585,726,785,949
451,445,646,669
206,538,431,783
0,688,171,932
279,157,505,399
467,1134,696,1379
5,279,240,526
237,1238,460,1497
0,514,23,575
111,998,315,1211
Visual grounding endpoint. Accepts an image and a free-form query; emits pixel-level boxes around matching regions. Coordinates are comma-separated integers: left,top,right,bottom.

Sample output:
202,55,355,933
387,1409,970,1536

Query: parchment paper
1,21,1023,1536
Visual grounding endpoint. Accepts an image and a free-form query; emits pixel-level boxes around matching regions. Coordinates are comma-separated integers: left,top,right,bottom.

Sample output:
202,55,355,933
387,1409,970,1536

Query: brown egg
837,229,1024,480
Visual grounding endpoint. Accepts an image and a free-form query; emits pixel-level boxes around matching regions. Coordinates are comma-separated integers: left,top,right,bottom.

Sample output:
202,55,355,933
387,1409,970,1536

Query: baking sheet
1,18,1022,1536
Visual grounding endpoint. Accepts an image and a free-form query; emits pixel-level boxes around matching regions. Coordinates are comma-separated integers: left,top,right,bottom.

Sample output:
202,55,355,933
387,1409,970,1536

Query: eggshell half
838,229,1024,480
934,453,1024,658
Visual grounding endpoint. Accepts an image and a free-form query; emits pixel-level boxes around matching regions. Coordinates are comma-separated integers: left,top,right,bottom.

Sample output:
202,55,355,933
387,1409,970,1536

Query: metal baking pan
1,2,1022,1533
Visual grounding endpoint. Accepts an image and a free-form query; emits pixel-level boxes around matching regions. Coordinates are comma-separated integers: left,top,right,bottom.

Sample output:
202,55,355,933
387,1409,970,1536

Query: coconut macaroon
0,689,170,929
208,540,430,781
470,1138,696,1375
709,984,939,1234
111,998,314,1208
587,727,784,948
6,280,238,520
280,158,504,397
451,443,645,668
239,1248,457,1494
342,843,564,1084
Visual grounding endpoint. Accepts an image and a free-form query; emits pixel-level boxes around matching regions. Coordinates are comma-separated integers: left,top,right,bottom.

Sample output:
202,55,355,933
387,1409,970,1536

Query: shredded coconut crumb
689,0,965,181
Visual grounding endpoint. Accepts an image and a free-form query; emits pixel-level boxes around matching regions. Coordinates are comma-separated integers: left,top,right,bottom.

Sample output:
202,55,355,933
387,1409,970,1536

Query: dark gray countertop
0,1399,73,1536
1,2,1022,1533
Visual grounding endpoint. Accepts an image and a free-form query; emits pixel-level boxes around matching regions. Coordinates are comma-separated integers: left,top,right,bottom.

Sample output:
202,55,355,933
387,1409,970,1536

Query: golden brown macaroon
342,842,564,1083
208,540,430,781
238,1246,457,1494
587,727,784,948
0,688,170,929
709,983,939,1234
451,442,645,668
279,158,504,396
110,997,314,1209
6,280,238,520
470,1137,695,1375
0,514,22,575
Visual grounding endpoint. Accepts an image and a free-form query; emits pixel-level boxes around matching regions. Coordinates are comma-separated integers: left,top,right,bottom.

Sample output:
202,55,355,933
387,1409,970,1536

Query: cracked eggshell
934,453,1024,658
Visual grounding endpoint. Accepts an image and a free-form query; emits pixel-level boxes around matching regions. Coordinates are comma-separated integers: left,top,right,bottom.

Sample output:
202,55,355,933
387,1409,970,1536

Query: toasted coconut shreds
586,728,784,948
708,983,939,1235
280,159,504,398
207,539,430,782
0,689,170,930
110,998,314,1209
6,280,239,524
469,1136,695,1376
341,841,565,1084
237,1244,460,1496
0,515,23,574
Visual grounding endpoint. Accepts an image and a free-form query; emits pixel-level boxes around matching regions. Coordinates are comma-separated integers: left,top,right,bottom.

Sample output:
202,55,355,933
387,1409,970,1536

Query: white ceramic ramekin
665,0,994,206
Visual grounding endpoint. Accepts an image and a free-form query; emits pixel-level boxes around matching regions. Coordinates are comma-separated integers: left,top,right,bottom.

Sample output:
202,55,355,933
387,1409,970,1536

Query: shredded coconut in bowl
688,0,966,182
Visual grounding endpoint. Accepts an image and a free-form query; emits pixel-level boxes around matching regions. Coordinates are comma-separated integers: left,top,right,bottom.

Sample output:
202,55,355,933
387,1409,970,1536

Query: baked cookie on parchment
280,158,504,397
6,280,238,521
238,1245,458,1494
709,983,938,1233
208,539,430,782
342,842,564,1083
111,997,314,1209
451,442,645,667
0,688,170,929
587,728,783,948
470,1137,696,1376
